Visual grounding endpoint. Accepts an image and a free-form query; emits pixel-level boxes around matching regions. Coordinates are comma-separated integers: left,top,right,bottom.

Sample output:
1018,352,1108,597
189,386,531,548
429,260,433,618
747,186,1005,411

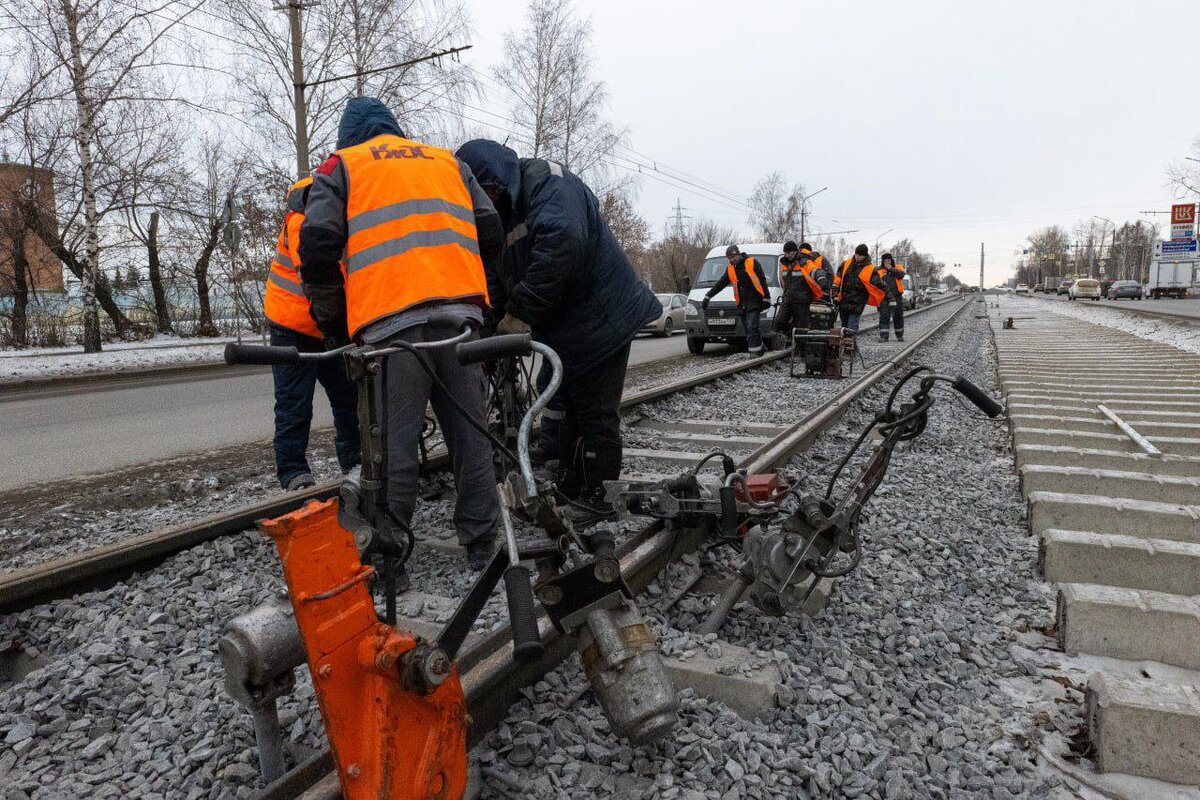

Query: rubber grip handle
456,333,533,365
223,343,300,365
953,376,1003,418
504,564,544,662
427,311,469,330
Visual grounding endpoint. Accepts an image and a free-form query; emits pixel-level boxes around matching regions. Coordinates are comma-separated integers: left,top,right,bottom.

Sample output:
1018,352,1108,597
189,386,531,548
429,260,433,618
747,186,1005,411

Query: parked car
901,275,916,310
1056,280,1072,295
1069,278,1102,300
1015,284,1030,295
1033,283,1046,293
1107,280,1143,300
643,292,687,336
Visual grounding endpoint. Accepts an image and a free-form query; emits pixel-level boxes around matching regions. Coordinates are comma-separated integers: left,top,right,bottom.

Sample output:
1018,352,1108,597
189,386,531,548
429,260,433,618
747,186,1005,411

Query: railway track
0,296,970,799
991,297,1200,794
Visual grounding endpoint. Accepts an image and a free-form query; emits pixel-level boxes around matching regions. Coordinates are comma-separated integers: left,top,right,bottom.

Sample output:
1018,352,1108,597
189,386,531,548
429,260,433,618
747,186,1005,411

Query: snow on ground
1021,296,1200,354
0,336,244,386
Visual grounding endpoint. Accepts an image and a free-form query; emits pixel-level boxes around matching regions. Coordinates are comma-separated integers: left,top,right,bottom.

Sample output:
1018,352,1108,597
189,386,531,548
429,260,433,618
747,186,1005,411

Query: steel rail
265,297,970,800
0,297,962,615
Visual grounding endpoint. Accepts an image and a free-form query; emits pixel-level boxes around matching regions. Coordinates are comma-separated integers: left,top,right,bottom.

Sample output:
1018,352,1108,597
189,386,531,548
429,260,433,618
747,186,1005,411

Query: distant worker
702,244,770,355
775,241,834,334
454,139,660,521
263,176,360,491
299,97,505,569
876,253,907,341
833,244,885,332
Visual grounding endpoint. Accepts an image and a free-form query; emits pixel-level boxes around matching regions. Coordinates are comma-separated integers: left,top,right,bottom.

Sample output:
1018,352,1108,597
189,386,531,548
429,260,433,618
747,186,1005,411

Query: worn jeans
269,324,360,488
557,342,630,497
741,306,764,351
383,324,498,546
839,307,862,332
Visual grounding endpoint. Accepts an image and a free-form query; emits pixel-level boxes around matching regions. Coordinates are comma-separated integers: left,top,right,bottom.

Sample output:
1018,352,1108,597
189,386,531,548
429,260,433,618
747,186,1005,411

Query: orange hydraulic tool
260,499,467,800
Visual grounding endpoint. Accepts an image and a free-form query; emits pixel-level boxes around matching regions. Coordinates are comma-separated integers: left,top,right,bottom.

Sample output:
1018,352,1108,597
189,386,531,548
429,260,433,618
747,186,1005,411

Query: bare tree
494,0,623,183
1,0,202,351
600,188,649,262
641,217,737,293
1166,136,1200,199
747,171,805,241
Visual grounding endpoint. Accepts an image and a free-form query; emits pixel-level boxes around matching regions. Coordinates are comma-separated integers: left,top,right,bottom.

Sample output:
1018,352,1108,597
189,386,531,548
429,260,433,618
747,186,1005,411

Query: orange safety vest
800,255,826,301
837,258,884,307
879,263,906,296
727,257,766,305
263,177,323,339
339,134,488,338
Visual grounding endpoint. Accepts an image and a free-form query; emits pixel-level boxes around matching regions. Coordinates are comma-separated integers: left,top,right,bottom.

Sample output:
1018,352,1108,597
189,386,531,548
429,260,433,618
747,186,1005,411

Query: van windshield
695,256,781,288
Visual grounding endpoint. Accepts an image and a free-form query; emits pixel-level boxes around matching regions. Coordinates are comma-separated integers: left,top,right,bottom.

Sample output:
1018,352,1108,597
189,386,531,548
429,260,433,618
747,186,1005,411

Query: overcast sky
463,0,1200,285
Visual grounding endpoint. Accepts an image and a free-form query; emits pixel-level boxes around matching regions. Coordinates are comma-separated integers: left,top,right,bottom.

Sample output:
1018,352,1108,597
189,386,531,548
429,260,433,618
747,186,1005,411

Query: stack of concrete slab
995,309,1200,790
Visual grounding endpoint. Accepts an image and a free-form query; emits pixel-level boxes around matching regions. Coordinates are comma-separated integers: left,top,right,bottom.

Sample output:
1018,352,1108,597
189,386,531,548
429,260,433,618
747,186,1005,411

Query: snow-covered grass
0,335,245,386
1023,296,1200,355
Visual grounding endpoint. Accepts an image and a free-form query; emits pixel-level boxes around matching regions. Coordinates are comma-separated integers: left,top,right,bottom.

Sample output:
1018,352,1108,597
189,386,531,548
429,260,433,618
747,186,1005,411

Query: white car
1015,284,1030,295
901,275,916,310
642,293,687,336
1068,278,1101,301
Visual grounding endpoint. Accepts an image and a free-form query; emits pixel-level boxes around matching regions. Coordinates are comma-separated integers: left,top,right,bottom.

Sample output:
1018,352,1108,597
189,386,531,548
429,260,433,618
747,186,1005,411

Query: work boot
895,330,904,342
286,473,316,491
563,487,615,528
529,443,558,468
879,331,890,342
466,535,499,571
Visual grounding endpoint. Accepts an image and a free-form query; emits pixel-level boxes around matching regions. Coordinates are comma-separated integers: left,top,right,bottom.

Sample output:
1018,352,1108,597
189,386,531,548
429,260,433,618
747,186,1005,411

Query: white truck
1146,258,1197,298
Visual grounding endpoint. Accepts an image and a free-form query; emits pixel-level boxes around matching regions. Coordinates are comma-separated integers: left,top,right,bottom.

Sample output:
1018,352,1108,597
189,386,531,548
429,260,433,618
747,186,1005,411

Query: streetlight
873,227,893,262
798,186,827,244
1093,215,1114,279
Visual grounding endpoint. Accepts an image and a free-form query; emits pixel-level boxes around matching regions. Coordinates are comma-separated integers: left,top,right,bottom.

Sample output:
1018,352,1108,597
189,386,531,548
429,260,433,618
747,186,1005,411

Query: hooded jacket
835,256,887,314
782,251,833,303
298,98,505,341
455,139,661,375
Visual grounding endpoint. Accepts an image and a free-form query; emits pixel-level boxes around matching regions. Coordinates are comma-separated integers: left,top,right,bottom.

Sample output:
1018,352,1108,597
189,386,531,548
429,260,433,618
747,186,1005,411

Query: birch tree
495,0,623,182
748,172,805,242
1,0,202,351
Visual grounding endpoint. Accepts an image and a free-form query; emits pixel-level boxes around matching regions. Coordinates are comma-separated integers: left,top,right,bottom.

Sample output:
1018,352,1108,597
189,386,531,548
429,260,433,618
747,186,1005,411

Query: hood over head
336,97,405,149
880,253,894,267
455,139,521,211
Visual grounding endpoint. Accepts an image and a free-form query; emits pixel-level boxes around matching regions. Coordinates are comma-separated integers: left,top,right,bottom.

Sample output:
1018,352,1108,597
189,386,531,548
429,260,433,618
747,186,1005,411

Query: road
0,332,720,493
1038,292,1200,319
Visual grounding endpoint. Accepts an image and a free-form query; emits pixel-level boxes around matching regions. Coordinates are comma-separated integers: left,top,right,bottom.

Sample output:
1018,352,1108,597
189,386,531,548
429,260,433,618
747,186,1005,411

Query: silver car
642,293,687,336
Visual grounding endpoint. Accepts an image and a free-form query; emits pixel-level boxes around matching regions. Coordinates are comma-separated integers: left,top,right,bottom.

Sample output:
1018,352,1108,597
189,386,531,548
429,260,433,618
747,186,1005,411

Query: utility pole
798,186,827,245
670,198,689,240
979,242,985,291
280,0,311,178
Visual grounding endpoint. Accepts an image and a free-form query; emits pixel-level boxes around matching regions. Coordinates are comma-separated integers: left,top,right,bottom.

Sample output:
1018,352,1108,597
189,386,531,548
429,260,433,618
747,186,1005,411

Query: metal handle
497,486,544,662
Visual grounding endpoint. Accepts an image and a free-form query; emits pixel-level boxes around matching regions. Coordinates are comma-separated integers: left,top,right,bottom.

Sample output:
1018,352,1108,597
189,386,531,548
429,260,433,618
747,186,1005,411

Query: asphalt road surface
1039,291,1200,319
0,332,724,494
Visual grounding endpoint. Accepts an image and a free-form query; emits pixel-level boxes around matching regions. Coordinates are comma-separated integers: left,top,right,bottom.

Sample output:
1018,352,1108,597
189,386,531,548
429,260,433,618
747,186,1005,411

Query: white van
685,243,785,354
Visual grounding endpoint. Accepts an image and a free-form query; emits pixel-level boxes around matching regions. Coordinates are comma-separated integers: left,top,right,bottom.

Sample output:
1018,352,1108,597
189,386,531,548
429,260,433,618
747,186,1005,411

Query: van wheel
687,337,705,355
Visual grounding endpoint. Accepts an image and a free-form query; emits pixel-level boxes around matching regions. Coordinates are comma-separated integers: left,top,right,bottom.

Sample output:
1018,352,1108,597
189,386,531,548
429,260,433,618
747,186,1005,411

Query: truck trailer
1146,259,1197,298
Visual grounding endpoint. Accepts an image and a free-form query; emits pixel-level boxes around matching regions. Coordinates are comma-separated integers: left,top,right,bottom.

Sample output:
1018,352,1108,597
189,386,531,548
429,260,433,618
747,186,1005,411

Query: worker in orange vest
263,177,360,491
701,244,770,355
298,97,507,571
832,244,886,331
776,240,834,334
876,253,907,341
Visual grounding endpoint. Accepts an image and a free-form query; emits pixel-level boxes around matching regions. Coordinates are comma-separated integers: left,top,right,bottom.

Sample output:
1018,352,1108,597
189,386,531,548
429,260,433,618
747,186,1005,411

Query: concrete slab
664,639,782,720
1041,529,1200,596
1008,402,1200,422
1029,491,1200,544
656,431,772,448
1057,583,1200,670
1013,426,1200,456
1088,672,1200,786
1007,394,1200,414
1020,465,1200,506
625,447,722,468
1009,414,1199,438
1013,445,1200,477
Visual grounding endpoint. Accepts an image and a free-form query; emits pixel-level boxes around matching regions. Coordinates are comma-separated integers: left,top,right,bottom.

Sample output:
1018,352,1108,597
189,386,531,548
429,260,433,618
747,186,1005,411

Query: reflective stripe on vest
339,135,488,337
263,177,323,339
727,258,765,305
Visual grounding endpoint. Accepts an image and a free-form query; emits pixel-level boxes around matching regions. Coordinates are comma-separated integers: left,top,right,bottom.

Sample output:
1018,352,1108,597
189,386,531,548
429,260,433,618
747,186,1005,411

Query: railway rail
0,296,970,799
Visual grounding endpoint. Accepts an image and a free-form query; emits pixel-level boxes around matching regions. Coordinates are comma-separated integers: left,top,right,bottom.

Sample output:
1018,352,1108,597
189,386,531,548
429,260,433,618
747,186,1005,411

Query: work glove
496,312,531,335
701,296,710,309
305,283,351,342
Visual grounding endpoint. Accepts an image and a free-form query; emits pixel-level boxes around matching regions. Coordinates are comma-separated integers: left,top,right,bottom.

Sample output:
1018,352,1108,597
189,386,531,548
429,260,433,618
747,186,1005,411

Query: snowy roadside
1023,296,1200,354
0,337,244,386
